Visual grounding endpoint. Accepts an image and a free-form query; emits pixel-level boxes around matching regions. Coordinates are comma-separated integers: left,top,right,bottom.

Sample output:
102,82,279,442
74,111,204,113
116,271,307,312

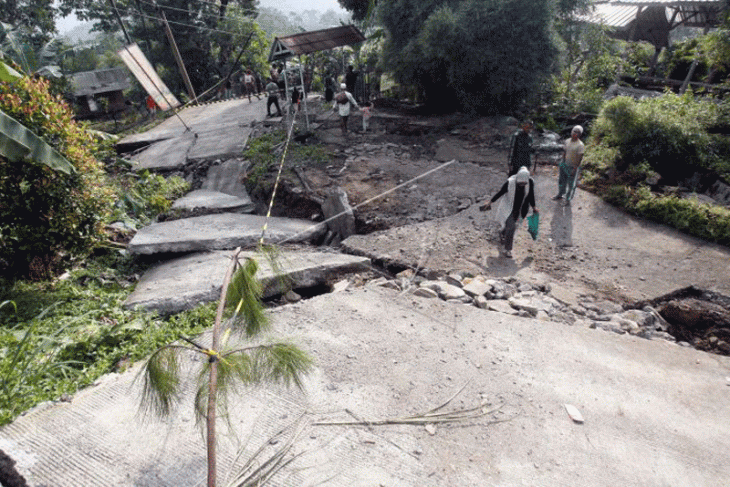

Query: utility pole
152,1,198,104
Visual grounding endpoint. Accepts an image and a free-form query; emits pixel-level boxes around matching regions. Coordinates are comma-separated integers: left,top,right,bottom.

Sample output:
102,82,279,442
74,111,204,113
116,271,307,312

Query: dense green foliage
582,93,730,246
338,0,373,21
0,261,217,425
0,1,58,46
585,94,730,183
661,27,730,85
378,0,558,113
0,75,115,277
549,22,655,116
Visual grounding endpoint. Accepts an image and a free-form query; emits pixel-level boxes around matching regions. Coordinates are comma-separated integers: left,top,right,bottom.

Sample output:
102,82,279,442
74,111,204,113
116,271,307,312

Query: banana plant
0,107,76,175
138,248,312,487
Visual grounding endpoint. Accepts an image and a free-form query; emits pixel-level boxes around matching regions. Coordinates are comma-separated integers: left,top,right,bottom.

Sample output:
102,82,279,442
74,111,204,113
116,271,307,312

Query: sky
57,0,348,34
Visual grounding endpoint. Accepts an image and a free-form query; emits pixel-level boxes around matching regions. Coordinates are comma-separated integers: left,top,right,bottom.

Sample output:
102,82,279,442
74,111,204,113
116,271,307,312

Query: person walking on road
333,83,359,136
480,166,539,259
265,78,282,117
507,120,536,176
243,69,260,102
552,125,585,205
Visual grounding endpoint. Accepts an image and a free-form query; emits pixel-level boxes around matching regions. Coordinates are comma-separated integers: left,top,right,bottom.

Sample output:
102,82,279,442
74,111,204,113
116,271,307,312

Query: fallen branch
225,413,308,487
312,383,506,427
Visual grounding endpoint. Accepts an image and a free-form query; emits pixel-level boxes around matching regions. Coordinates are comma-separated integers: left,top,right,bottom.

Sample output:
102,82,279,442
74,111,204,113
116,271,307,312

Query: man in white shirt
552,125,585,205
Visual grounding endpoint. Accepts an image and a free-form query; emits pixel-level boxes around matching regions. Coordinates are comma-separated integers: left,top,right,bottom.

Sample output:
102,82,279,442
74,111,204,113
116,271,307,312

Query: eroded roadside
248,106,730,356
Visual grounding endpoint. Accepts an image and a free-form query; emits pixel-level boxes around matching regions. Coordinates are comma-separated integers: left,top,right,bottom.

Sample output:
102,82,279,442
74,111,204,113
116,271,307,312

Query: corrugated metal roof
269,25,366,62
586,4,640,28
581,1,726,46
70,67,131,96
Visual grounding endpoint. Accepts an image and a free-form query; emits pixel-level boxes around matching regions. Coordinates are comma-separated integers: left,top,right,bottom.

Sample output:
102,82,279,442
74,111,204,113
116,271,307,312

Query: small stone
474,295,488,309
445,273,463,287
536,310,550,321
396,269,415,280
284,290,301,303
379,280,401,291
413,287,439,299
564,404,584,423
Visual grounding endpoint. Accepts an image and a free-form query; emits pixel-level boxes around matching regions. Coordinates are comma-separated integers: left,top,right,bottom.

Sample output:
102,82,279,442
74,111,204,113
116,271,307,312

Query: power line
113,6,254,37
136,0,257,25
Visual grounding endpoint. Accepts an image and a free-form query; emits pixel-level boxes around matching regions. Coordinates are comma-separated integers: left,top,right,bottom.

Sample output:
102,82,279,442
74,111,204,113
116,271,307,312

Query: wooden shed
69,67,132,119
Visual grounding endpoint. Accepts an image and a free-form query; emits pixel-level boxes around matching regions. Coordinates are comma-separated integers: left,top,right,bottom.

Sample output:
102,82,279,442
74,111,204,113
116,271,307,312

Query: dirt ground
281,102,730,305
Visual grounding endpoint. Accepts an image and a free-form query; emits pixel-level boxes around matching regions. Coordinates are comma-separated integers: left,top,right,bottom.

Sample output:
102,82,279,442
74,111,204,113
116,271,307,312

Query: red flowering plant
0,71,115,278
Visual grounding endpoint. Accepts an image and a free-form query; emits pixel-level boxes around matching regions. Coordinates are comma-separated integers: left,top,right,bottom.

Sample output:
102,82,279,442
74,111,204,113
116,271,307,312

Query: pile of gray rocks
367,269,680,346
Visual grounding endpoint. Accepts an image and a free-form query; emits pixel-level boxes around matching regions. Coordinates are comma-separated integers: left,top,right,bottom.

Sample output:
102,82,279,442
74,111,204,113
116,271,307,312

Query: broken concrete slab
321,187,355,246
128,213,326,255
131,130,197,171
171,189,254,214
122,99,260,171
185,122,249,161
123,249,371,314
201,159,251,198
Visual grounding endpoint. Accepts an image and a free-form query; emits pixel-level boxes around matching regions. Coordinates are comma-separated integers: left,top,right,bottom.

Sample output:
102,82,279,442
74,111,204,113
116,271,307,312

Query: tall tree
57,0,260,97
1,0,59,49
338,0,373,22
378,0,559,113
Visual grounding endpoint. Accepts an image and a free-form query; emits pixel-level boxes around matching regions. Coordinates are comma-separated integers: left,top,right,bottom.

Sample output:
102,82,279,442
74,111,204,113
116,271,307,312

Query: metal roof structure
268,25,366,62
581,0,727,47
69,67,131,97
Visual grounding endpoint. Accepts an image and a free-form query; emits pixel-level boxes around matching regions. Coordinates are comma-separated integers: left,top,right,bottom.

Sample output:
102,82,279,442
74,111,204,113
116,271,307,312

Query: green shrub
113,171,191,226
0,76,115,278
584,93,730,246
589,93,725,183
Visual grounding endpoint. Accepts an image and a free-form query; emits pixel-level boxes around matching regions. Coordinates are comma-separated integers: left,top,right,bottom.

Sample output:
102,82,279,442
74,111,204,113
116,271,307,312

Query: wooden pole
154,3,198,104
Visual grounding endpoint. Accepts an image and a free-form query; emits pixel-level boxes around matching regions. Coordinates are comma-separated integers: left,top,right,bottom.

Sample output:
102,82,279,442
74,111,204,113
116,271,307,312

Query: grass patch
0,254,216,425
243,129,332,191
598,185,730,246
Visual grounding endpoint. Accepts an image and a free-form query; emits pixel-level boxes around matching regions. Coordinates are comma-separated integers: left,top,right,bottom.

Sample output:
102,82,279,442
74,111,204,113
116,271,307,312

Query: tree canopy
379,0,559,113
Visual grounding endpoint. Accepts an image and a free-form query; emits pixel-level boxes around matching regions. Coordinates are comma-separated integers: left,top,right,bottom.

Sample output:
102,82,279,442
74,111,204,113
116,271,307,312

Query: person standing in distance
552,125,585,205
265,78,282,117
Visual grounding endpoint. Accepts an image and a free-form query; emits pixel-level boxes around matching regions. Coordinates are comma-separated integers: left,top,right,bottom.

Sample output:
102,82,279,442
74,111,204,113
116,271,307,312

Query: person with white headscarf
480,166,539,258
553,125,585,204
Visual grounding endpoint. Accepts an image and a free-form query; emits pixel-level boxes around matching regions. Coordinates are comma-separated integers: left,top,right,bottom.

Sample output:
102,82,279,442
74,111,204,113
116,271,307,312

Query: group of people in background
481,121,585,259
215,68,265,101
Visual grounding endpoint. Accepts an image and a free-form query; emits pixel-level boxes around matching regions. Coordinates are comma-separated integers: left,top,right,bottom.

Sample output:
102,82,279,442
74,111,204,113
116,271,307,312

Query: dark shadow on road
550,200,573,247
464,255,532,278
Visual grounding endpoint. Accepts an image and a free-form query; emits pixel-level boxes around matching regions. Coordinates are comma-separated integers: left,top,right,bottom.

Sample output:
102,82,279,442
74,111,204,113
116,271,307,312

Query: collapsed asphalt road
1,96,729,487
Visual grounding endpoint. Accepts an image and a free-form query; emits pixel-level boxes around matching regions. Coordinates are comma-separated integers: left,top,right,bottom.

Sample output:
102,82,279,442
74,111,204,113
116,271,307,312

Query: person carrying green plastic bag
527,212,540,240
480,166,539,259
